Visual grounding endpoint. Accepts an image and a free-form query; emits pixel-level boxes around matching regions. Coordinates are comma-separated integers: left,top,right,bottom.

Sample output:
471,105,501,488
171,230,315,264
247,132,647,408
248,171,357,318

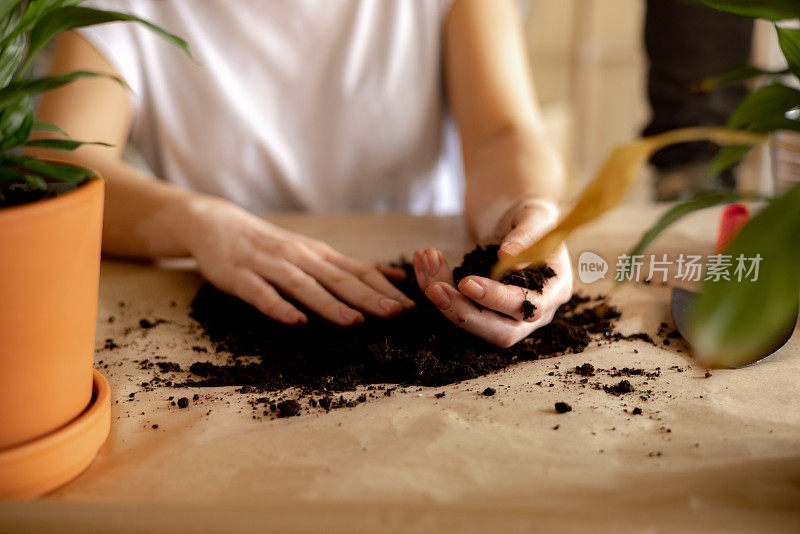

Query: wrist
156,194,231,257
468,196,560,244
463,128,565,240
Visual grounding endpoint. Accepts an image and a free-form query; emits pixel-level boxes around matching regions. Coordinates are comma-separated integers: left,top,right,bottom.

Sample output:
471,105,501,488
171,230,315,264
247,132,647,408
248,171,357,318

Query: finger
498,203,558,265
377,265,407,281
413,248,454,290
457,275,537,322
292,255,405,319
325,254,415,309
424,281,525,348
226,268,307,325
252,258,365,327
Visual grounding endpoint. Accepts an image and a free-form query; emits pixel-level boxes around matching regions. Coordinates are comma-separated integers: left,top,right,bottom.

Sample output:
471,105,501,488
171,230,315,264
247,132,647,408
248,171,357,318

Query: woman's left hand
413,199,572,348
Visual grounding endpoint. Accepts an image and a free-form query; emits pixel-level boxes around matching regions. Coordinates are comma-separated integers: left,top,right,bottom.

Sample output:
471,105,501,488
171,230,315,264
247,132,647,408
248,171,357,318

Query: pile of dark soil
0,180,84,209
183,246,636,394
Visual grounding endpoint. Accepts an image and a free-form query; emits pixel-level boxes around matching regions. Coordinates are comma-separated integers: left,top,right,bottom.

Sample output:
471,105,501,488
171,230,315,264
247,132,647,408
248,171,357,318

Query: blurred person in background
30,0,572,348
643,0,753,201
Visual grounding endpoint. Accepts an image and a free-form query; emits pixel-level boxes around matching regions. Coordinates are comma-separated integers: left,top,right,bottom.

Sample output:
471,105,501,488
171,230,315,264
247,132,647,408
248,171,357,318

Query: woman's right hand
173,197,415,326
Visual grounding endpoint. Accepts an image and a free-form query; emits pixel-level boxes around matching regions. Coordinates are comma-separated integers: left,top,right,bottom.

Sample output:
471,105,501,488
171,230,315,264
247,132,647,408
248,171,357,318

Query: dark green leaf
0,2,24,87
22,6,192,71
2,155,95,182
32,120,69,137
691,184,800,367
0,71,126,110
727,83,800,130
693,0,800,20
0,95,32,149
24,138,112,150
706,84,800,176
0,165,24,183
776,27,800,79
625,191,754,261
694,65,789,92
0,0,81,50
23,173,47,190
0,1,22,23
707,145,752,178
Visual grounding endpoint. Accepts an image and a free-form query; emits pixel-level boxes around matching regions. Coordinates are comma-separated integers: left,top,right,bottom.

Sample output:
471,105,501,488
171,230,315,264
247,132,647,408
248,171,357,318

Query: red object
715,204,750,254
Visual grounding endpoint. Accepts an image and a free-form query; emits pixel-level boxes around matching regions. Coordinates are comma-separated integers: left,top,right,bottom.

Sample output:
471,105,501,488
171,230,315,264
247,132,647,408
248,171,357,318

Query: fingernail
340,308,363,325
425,249,440,273
501,242,523,257
293,313,308,325
418,249,431,272
379,297,403,315
426,284,451,310
460,279,485,299
401,297,416,309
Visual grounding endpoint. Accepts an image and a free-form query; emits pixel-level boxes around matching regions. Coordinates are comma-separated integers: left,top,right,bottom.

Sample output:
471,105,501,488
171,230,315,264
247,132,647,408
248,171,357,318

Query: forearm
462,126,564,242
26,147,210,258
444,0,565,241
95,158,204,258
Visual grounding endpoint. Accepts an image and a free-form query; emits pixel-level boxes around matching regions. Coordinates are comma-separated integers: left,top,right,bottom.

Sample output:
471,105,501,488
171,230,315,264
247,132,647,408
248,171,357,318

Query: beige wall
524,2,783,199
525,0,648,196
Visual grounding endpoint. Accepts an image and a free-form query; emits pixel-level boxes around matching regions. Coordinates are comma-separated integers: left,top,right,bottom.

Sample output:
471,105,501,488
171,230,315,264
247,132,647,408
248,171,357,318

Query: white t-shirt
79,0,464,214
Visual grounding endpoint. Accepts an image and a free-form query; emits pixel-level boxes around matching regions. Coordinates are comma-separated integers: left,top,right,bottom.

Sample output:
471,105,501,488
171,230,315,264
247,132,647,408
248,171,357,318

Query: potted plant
0,0,188,497
493,0,799,369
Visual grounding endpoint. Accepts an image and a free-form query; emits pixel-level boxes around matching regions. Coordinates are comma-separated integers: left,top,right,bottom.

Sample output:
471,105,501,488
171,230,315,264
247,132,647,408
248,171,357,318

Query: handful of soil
186,246,620,392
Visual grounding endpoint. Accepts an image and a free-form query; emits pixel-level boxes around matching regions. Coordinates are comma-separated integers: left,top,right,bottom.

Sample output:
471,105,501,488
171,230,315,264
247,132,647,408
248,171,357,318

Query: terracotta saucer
0,369,110,498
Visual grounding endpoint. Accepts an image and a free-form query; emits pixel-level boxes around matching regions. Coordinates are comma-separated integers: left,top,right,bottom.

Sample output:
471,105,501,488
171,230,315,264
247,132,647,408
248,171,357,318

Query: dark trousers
643,0,753,170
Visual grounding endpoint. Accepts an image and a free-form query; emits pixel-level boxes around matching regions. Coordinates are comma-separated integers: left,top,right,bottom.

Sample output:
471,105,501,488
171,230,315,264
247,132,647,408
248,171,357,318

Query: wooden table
2,207,799,533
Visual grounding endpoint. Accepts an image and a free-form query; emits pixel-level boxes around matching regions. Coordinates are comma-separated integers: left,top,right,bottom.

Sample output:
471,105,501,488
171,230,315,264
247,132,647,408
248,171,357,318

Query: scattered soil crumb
575,363,595,376
276,400,301,418
156,362,182,373
521,300,536,320
604,380,634,395
482,387,496,397
555,401,572,413
177,397,189,409
139,318,167,329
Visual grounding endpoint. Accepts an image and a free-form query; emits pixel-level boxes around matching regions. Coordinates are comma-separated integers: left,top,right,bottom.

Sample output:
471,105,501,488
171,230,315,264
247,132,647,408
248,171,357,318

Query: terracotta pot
0,175,104,450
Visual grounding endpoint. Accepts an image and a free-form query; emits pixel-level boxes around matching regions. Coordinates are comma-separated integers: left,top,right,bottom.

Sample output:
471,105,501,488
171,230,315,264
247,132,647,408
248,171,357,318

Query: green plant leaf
24,138,112,150
0,95,32,150
727,83,800,130
776,27,800,79
707,145,752,178
706,83,800,176
0,164,24,183
0,1,22,23
21,6,192,71
23,173,47,190
691,184,800,367
625,191,755,260
0,0,81,51
0,2,24,87
0,70,126,110
32,120,69,137
693,0,800,20
693,65,790,92
2,154,95,182
0,109,31,151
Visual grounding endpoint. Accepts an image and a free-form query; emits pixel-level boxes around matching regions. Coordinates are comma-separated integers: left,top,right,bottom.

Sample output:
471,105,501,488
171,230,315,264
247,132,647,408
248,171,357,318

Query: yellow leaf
490,127,767,280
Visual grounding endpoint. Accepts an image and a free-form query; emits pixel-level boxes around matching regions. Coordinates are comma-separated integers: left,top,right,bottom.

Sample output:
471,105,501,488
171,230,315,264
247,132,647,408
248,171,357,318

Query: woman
32,0,572,347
